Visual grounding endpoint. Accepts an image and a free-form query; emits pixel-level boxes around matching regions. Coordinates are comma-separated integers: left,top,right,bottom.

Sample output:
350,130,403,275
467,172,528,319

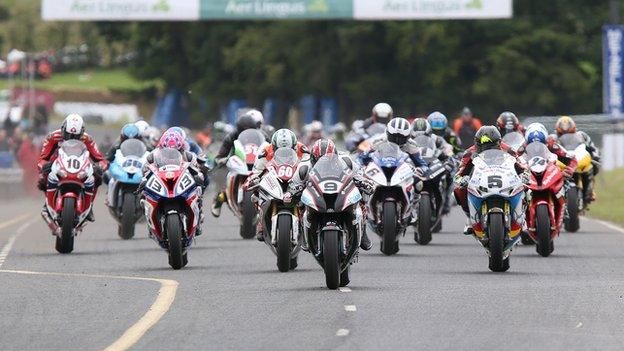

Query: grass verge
589,168,624,227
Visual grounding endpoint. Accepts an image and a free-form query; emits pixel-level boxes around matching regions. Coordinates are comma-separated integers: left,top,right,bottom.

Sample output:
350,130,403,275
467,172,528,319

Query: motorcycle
467,149,525,272
346,122,386,154
254,148,304,272
524,141,566,257
558,133,593,232
301,154,364,289
225,129,269,239
412,135,449,245
141,148,202,269
106,139,148,239
364,141,414,255
502,131,526,155
41,140,95,254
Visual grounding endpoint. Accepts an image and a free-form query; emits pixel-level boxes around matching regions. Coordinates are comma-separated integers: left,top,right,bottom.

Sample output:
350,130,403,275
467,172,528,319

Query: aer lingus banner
42,0,200,21
200,0,353,19
354,0,513,20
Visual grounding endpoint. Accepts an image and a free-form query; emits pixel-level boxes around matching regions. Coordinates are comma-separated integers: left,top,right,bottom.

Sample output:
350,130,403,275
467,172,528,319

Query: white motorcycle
254,148,305,272
467,149,525,272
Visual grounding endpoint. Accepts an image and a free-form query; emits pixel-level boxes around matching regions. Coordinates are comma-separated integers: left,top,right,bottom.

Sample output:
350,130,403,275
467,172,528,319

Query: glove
443,160,454,173
415,167,427,178
521,171,531,184
216,157,228,167
41,162,53,174
455,175,469,188
358,179,375,195
98,160,109,172
563,165,574,178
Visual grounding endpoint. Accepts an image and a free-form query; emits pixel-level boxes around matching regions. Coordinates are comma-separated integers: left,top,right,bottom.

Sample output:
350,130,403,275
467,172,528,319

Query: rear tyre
323,231,341,290
415,194,432,245
381,202,399,255
239,190,256,239
56,197,76,254
118,192,136,240
488,213,509,272
339,266,350,287
564,188,580,232
166,214,185,270
535,204,552,257
276,215,292,272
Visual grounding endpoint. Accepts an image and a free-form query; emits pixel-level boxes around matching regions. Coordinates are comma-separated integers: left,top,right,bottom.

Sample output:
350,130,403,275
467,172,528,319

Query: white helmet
135,120,149,135
246,109,264,127
271,128,297,149
309,120,323,133
146,126,161,147
386,117,411,146
372,103,394,124
62,114,84,140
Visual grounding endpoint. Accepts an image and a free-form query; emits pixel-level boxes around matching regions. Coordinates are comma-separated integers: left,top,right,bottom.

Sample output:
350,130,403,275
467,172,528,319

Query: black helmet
474,126,501,153
386,118,411,146
236,113,257,131
411,118,432,137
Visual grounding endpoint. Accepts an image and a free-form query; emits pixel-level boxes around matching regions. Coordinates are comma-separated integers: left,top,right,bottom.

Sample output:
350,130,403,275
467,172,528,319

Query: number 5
487,175,503,188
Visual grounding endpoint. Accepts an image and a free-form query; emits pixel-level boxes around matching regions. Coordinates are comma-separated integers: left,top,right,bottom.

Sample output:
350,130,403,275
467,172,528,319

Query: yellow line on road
0,213,30,231
0,269,179,351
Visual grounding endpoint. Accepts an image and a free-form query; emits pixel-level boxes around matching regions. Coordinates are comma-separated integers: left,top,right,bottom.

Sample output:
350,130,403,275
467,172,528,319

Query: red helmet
311,139,336,162
158,129,185,151
496,111,520,134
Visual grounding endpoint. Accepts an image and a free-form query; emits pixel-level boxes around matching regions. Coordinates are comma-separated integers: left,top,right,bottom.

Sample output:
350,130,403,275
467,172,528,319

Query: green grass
0,69,162,93
590,168,624,226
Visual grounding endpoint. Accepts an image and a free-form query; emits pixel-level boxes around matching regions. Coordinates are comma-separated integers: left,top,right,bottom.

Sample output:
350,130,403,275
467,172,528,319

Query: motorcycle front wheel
381,201,399,255
119,192,136,240
488,213,509,272
276,214,293,272
239,190,256,239
56,197,75,254
415,194,432,245
323,231,341,290
166,213,186,270
535,204,553,257
564,187,580,233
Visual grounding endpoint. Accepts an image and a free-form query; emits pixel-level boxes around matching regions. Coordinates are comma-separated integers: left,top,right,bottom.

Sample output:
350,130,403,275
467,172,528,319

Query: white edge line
344,305,357,312
336,329,350,336
0,218,38,268
339,287,352,293
584,217,624,234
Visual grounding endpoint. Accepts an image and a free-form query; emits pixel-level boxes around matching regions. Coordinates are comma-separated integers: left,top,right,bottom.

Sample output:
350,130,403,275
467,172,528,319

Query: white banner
42,0,200,21
354,0,512,20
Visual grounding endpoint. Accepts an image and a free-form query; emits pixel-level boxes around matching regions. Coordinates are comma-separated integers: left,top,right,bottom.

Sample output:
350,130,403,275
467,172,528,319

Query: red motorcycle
41,140,96,254
524,141,566,257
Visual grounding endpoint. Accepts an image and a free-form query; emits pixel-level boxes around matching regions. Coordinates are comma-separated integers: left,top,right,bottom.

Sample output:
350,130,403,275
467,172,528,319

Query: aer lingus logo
152,0,171,12
465,0,483,10
308,0,329,13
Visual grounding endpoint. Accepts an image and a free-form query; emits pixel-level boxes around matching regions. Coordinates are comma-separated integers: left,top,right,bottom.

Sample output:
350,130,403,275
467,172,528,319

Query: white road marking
575,322,583,328
339,287,352,293
584,217,624,235
336,329,350,336
0,218,37,268
344,305,357,312
0,269,178,351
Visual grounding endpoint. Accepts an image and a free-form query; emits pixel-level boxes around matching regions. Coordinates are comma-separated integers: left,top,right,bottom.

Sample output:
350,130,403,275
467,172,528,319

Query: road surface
0,196,623,351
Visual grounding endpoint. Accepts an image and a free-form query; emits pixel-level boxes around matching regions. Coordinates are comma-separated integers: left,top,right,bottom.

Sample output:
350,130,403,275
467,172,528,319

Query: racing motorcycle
524,141,565,257
41,140,95,254
364,142,414,255
225,129,269,239
467,149,525,272
254,148,304,272
141,148,202,269
502,131,526,155
106,139,148,239
301,154,364,289
558,133,593,232
346,123,386,154
413,135,449,245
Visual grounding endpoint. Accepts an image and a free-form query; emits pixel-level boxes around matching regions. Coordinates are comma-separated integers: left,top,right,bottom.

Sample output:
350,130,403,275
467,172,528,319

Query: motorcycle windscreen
412,135,437,163
366,123,386,137
372,141,404,168
60,140,88,157
502,132,524,151
558,133,583,151
525,142,551,174
478,149,508,166
120,139,147,158
273,147,298,166
237,129,266,147
307,154,353,211
153,148,183,169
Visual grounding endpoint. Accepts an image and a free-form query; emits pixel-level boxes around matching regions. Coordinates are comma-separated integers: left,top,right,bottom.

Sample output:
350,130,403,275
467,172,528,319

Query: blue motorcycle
106,139,149,239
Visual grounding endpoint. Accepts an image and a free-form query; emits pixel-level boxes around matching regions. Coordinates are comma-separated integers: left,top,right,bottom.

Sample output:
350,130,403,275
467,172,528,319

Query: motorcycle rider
412,118,456,215
553,116,600,203
361,102,394,130
496,111,525,137
453,126,528,235
301,120,325,148
284,139,376,251
524,123,577,178
38,114,108,221
427,111,462,154
134,120,150,146
211,111,268,217
248,109,275,138
105,123,143,163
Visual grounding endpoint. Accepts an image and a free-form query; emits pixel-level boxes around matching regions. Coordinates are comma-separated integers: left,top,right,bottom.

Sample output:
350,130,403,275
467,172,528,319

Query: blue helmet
524,123,548,144
169,126,187,140
121,123,140,139
427,111,448,131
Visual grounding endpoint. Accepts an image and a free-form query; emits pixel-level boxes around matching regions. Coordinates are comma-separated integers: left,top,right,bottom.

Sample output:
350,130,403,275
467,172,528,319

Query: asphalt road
0,194,623,351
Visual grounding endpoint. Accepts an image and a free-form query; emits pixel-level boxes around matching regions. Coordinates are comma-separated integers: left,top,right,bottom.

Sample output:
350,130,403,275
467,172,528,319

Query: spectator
453,107,482,149
0,130,10,151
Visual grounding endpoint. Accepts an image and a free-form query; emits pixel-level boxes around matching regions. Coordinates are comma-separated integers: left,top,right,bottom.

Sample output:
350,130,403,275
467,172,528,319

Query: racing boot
256,221,264,242
84,190,95,222
360,229,372,251
211,191,225,217
462,218,474,235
